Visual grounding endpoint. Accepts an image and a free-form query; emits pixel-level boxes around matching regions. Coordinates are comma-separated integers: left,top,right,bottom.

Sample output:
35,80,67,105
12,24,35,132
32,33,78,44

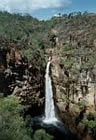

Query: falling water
43,60,58,124
33,60,77,140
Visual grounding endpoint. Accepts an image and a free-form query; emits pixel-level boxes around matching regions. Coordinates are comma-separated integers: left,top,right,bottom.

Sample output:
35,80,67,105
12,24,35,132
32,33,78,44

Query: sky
0,0,96,20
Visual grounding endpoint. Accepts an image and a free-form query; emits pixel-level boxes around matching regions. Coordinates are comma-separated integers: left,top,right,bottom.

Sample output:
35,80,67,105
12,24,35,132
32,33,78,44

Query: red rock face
50,49,94,140
0,45,45,116
6,47,21,65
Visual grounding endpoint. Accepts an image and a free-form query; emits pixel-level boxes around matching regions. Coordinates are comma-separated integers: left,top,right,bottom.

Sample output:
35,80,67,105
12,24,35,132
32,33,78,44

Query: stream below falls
32,117,78,140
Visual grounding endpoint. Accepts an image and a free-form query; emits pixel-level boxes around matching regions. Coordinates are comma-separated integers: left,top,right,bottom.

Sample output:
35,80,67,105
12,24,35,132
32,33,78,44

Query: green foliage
78,100,87,109
79,119,96,136
87,120,96,130
59,56,74,70
25,115,33,137
1,11,96,139
0,11,40,40
0,96,54,140
59,44,78,70
0,96,31,140
33,129,53,140
21,46,46,72
87,113,95,121
78,121,86,131
63,44,73,51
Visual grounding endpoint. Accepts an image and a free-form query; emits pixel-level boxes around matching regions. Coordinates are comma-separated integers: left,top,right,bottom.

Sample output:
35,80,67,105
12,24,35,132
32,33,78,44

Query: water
32,60,78,140
43,60,58,124
32,116,78,140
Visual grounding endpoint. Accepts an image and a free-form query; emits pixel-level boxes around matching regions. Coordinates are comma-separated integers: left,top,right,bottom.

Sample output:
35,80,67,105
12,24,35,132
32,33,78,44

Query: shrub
87,113,95,121
33,129,53,140
0,96,31,140
78,100,87,109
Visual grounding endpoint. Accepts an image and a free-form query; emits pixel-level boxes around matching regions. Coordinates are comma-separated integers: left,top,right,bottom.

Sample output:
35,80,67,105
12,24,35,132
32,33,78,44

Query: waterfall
43,60,58,124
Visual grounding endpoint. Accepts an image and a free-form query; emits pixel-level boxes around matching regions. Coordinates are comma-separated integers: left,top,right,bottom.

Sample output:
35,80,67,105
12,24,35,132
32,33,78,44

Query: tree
0,96,31,140
33,129,53,140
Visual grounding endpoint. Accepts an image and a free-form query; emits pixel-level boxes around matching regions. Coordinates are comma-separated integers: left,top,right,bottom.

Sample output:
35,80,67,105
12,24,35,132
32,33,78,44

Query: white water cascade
43,60,58,124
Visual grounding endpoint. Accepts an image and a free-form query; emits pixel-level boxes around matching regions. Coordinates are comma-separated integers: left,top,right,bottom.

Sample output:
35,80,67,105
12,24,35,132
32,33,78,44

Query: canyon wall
51,52,96,140
0,46,45,116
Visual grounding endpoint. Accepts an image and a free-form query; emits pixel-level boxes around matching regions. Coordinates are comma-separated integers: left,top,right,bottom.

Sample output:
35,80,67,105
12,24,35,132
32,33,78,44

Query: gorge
32,58,78,140
0,12,96,140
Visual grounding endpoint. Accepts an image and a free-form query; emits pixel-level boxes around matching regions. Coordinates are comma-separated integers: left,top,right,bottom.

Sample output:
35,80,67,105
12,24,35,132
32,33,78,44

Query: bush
87,113,95,121
78,100,87,109
0,96,54,140
78,119,96,137
33,129,53,140
0,96,31,140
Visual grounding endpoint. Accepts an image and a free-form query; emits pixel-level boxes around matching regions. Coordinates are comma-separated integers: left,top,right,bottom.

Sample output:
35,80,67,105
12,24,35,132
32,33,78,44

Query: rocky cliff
51,48,96,140
0,42,45,116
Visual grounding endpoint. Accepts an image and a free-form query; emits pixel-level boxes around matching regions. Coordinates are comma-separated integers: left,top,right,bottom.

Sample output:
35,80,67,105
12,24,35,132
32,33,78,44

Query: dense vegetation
0,12,53,140
1,11,96,139
0,96,53,140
